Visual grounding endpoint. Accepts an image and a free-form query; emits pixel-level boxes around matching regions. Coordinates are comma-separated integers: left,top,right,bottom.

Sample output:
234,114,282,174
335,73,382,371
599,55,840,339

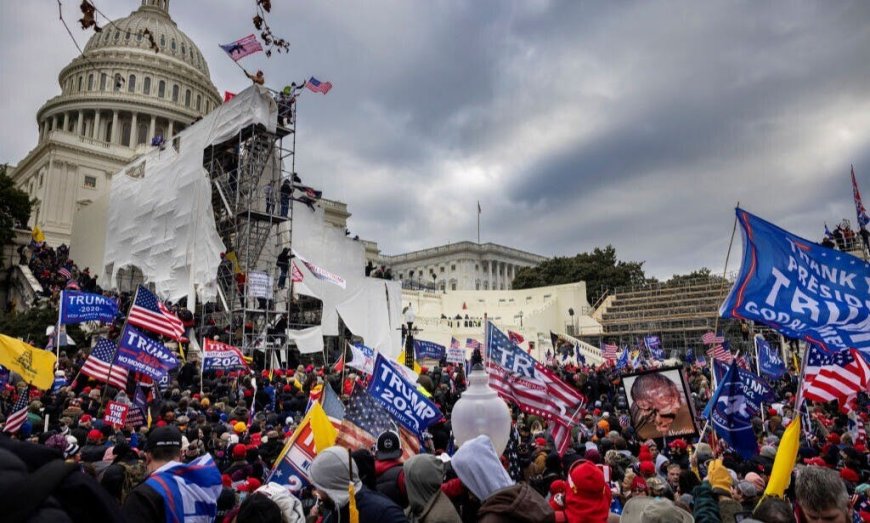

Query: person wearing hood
403,454,461,523
251,482,305,523
452,435,554,523
563,460,611,522
309,445,407,523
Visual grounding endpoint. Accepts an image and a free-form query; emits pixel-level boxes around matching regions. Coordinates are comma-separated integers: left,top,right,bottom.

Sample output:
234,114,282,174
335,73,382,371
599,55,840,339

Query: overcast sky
2,1,869,279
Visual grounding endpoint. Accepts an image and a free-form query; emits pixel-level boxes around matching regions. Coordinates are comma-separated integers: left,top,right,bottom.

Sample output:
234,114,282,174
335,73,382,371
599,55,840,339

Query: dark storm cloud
3,1,870,279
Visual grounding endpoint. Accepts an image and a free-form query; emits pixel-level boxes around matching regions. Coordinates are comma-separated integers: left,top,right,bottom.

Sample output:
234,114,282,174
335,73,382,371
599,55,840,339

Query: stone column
62,112,69,132
111,110,119,144
93,110,101,140
487,261,493,290
149,115,156,142
75,110,84,135
167,120,174,139
52,115,59,133
129,112,138,146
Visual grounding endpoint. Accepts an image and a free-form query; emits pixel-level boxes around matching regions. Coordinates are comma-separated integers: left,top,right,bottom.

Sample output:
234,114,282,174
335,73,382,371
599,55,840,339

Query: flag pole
218,44,252,75
55,291,64,369
711,202,740,392
477,201,481,245
753,336,766,425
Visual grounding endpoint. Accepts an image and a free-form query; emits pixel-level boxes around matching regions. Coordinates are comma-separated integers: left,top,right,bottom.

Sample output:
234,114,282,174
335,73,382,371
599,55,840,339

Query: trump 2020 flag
719,209,870,354
116,324,179,381
644,335,664,360
59,291,119,324
756,337,786,380
368,353,442,436
202,338,248,372
413,339,445,361
707,364,760,459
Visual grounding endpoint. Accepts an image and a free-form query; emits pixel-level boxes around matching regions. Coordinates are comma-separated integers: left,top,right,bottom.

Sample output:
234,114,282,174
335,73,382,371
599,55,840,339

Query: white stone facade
9,0,220,246
375,241,548,291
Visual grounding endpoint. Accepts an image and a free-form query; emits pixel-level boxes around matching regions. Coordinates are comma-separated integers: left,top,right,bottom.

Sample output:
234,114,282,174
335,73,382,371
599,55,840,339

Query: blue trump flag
116,324,179,381
59,291,119,324
707,364,761,459
368,353,442,436
685,348,696,365
414,339,445,361
720,209,870,354
756,337,786,380
616,347,630,370
645,335,664,360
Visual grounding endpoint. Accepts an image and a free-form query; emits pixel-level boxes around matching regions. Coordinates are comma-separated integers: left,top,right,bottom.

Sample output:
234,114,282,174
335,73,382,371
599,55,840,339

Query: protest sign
446,347,466,364
368,354,442,436
104,401,129,428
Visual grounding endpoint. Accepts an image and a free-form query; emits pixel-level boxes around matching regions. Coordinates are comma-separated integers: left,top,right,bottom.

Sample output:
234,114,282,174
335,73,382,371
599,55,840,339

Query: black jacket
322,486,408,523
122,482,164,523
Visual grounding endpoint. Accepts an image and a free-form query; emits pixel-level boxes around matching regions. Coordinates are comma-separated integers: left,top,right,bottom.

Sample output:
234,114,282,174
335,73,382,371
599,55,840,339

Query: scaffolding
199,92,321,363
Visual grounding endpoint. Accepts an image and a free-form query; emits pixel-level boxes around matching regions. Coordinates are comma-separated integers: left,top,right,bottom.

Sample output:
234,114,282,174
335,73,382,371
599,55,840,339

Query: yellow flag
309,402,337,453
0,334,57,390
396,350,422,374
765,417,801,497
348,481,359,523
31,226,45,244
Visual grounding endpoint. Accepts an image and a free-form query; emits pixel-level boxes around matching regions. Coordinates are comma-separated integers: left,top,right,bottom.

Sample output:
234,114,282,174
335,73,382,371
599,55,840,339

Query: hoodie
451,435,514,501
404,455,461,523
309,446,363,508
477,483,555,523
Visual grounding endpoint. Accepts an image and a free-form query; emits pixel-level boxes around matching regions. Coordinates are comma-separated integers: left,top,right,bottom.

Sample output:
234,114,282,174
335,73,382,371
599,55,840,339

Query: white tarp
286,325,324,354
101,86,278,302
290,205,402,357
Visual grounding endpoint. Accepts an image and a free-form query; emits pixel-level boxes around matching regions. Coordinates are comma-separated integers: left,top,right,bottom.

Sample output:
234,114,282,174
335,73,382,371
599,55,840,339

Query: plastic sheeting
286,326,324,354
291,205,402,357
101,86,278,302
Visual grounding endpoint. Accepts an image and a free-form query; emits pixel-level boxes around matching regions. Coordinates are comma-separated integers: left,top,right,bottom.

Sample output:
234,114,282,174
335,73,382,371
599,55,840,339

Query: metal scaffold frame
198,92,321,365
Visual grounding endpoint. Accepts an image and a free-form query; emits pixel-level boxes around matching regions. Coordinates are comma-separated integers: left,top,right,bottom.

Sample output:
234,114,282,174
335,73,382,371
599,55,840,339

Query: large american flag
305,77,333,95
81,338,129,390
802,345,870,408
486,322,584,455
219,34,263,61
707,344,733,364
335,387,417,461
3,388,30,433
128,286,184,340
602,343,619,361
702,331,725,345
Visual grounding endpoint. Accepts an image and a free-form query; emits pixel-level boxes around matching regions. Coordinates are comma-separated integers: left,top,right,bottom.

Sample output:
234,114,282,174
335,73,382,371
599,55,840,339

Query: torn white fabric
286,325,324,354
102,86,278,302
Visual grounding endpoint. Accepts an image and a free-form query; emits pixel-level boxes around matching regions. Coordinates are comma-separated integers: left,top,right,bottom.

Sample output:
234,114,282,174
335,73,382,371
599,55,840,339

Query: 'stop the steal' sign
367,354,442,436
720,209,870,354
104,401,129,428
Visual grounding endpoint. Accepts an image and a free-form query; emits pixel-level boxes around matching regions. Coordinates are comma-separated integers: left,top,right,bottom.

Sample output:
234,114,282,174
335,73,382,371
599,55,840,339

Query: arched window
171,38,176,52
114,74,123,92
137,31,143,42
128,74,136,92
172,85,179,102
158,80,165,98
196,94,201,111
143,77,151,95
121,122,132,145
184,89,191,107
159,34,165,48
114,30,120,41
100,73,107,90
87,74,94,90
78,76,83,92
137,123,148,145
181,43,186,56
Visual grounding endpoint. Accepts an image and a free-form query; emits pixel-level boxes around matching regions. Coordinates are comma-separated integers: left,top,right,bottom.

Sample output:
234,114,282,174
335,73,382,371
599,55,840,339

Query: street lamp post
404,305,416,370
452,364,511,454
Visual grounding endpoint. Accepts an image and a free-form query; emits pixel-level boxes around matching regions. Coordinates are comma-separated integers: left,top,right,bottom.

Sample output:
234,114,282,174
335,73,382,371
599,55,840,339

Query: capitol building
9,0,221,246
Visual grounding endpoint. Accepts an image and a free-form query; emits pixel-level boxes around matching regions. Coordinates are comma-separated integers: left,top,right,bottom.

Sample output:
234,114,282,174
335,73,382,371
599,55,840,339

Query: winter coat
477,483,555,523
692,481,721,523
404,454,461,523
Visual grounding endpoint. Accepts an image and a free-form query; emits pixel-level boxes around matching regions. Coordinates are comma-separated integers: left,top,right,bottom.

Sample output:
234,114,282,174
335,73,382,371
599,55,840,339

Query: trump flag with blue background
368,353,442,436
756,336,786,380
59,290,119,324
706,364,767,459
116,324,179,381
720,209,870,354
413,339,446,361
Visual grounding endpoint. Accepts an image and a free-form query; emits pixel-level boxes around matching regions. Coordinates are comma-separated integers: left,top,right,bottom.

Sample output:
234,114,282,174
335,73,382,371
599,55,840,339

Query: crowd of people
1,326,868,523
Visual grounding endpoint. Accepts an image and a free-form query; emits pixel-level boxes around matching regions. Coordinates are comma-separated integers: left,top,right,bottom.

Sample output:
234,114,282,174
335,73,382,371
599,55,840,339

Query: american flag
707,344,733,364
602,343,619,361
291,261,304,283
81,338,129,390
305,77,333,95
450,337,460,350
735,354,750,371
802,345,870,408
485,323,584,455
320,383,346,432
58,267,72,279
466,338,481,350
3,388,30,434
128,286,184,340
853,165,869,228
219,34,263,61
335,387,417,460
702,331,725,345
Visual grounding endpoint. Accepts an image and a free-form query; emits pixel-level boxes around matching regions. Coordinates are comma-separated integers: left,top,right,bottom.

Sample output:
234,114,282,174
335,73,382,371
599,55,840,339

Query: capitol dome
35,0,221,152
